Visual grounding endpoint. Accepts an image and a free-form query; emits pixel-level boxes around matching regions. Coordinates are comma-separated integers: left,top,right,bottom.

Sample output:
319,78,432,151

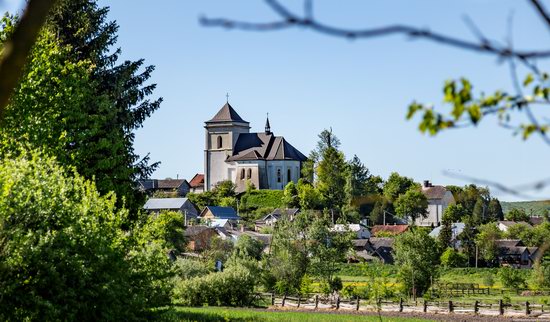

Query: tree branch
529,0,550,33
200,0,550,60
0,0,58,120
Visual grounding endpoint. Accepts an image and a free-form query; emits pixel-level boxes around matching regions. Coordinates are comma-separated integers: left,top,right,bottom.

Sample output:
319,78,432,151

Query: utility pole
475,244,479,268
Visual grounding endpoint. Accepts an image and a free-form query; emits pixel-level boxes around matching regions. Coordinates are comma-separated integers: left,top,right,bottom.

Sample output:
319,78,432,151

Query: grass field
501,200,550,215
161,307,435,321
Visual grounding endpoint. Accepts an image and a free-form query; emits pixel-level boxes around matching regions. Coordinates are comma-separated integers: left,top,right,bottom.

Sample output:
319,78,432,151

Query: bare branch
201,0,550,60
529,0,550,33
0,0,58,120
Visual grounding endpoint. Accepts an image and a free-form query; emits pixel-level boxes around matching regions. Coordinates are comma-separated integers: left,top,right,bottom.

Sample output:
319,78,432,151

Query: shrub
174,258,210,279
498,267,527,289
173,264,256,306
483,273,495,287
440,248,468,268
240,190,284,214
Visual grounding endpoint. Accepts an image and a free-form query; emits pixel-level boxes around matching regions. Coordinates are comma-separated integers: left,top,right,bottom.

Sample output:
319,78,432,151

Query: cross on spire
226,92,229,103
265,112,271,134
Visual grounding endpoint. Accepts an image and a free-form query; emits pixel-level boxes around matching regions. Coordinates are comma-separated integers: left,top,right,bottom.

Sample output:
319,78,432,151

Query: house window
277,169,282,183
246,168,252,179
287,168,291,182
217,136,223,149
240,168,245,180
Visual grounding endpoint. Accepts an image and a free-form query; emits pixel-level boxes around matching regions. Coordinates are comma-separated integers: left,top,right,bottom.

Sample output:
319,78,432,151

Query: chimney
423,180,431,188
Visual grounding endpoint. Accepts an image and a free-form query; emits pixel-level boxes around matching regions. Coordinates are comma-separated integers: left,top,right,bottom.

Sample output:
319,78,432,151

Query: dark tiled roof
157,179,188,189
139,179,156,190
371,225,409,235
369,237,395,249
352,239,369,248
189,174,204,188
207,103,248,123
495,239,523,248
529,217,545,226
184,225,213,237
422,185,448,199
227,133,307,162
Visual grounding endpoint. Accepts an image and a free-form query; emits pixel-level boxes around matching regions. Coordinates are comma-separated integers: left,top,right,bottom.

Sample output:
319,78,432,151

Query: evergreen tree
283,181,300,208
487,198,504,221
39,0,161,212
472,198,486,224
317,145,347,211
344,155,371,204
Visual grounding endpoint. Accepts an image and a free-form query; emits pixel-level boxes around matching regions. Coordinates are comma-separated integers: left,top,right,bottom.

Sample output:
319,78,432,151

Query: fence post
487,287,490,296
526,301,530,315
336,296,340,310
399,298,403,312
423,300,428,313
356,297,360,311
315,295,319,309
282,294,286,307
297,296,301,308
448,300,454,313
271,293,275,306
498,299,504,315
474,300,479,314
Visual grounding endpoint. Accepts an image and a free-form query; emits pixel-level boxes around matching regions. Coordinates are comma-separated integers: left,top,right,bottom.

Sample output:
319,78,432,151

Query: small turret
265,113,271,134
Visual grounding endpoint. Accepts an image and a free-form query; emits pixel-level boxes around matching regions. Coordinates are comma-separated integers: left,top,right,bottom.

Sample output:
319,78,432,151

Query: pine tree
317,146,347,211
344,155,371,204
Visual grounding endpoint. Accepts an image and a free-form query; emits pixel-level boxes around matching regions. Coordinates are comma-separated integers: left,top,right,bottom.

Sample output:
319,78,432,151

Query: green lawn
160,307,435,321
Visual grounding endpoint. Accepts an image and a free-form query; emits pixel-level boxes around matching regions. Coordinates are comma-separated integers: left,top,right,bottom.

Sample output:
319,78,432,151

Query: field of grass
501,200,550,216
161,307,435,321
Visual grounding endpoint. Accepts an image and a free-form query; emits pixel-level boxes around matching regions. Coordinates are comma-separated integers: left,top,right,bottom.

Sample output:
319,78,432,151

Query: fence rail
256,293,548,317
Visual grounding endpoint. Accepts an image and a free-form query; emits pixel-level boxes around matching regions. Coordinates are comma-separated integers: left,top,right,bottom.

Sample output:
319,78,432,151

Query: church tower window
217,136,223,149
247,168,252,179
240,168,245,180
277,169,282,183
287,168,291,183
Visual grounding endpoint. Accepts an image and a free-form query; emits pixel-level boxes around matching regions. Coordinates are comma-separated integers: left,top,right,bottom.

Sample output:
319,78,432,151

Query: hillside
501,200,550,216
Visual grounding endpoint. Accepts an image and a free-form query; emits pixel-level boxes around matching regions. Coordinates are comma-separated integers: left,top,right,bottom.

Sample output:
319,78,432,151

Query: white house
497,221,532,232
415,181,455,227
204,102,307,192
331,224,371,239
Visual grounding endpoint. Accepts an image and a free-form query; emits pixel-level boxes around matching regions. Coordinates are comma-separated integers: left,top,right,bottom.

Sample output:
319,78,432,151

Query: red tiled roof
371,225,409,235
189,174,204,188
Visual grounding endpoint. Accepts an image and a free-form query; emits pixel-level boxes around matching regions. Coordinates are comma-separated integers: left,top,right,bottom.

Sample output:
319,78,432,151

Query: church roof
227,133,307,162
207,103,248,123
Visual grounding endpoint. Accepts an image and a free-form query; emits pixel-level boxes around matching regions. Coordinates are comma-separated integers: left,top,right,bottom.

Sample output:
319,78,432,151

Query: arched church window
217,136,223,149
287,168,291,183
247,168,252,179
277,169,282,183
240,168,245,180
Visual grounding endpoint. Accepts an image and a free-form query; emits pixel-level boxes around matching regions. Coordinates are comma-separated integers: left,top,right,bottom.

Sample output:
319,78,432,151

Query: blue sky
3,0,550,201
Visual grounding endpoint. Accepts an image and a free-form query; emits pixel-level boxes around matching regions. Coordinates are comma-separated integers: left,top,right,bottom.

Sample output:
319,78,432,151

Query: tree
369,197,394,225
138,211,186,253
475,223,502,265
487,198,504,222
308,217,353,294
472,197,486,224
393,230,440,297
1,0,163,214
505,208,530,222
0,151,172,320
283,181,300,208
383,172,415,202
316,138,347,211
345,154,371,204
232,235,264,261
443,204,468,223
394,187,428,224
440,248,467,268
505,223,534,245
297,180,323,210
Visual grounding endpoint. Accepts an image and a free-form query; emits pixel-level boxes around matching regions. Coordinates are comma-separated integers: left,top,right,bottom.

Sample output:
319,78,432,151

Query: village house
331,224,371,239
138,178,190,197
429,223,465,248
497,221,533,232
189,174,205,193
352,238,395,264
254,208,299,231
199,206,240,225
143,197,198,223
495,239,539,268
416,180,455,227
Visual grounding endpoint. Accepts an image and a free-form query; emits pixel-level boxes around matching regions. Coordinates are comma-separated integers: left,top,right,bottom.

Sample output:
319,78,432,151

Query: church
204,102,307,192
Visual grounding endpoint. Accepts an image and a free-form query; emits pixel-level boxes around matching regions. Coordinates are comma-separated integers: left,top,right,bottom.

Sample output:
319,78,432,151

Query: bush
174,258,210,279
240,190,284,215
440,248,468,268
173,264,256,306
498,267,527,289
0,152,173,320
483,273,495,287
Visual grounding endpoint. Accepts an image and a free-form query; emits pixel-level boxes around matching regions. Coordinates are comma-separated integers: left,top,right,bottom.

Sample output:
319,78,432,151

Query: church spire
265,113,271,134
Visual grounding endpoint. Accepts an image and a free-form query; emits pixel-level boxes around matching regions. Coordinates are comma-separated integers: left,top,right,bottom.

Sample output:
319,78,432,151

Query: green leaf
523,74,534,87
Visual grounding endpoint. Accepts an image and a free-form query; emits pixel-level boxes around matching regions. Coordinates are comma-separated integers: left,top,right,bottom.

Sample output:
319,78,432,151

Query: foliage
317,145,347,211
203,237,234,269
308,217,354,294
4,1,162,213
0,151,172,320
475,222,502,264
173,263,257,307
442,204,468,223
369,197,394,225
232,235,264,261
393,229,440,296
440,248,468,268
533,262,550,289
138,211,186,253
505,208,530,222
297,180,324,210
345,155,372,204
394,187,428,223
283,181,300,208
174,258,211,279
498,267,527,289
240,189,284,215
383,172,416,202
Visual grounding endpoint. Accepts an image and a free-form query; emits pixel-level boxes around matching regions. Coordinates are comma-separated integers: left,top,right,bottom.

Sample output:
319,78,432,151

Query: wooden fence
255,293,548,317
